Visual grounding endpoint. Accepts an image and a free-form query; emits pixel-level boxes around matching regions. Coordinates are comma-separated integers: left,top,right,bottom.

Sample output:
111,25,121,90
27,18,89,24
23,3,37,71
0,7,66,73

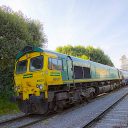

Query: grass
0,97,19,115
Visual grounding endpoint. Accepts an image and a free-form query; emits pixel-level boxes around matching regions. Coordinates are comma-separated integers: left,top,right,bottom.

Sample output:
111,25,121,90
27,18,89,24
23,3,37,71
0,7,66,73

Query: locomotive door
67,56,74,81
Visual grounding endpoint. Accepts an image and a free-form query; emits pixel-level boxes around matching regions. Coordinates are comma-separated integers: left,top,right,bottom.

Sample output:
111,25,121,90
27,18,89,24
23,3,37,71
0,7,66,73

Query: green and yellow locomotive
14,46,123,114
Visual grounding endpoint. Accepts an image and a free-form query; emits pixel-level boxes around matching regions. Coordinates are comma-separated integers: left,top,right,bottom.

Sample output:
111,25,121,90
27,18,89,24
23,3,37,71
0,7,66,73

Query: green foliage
0,97,19,114
56,45,114,66
0,6,47,97
79,55,89,60
56,45,89,60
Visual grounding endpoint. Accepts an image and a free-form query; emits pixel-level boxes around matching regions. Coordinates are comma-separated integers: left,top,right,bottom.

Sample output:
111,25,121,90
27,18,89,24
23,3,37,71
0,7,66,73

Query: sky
1,0,128,68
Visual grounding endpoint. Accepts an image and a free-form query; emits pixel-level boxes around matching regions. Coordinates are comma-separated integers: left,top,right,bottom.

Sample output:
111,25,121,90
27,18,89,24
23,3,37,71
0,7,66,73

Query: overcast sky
1,0,128,68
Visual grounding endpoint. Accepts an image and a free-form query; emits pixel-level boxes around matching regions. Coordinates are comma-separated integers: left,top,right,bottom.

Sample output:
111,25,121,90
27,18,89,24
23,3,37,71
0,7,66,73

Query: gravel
92,95,128,128
29,87,128,128
0,112,24,123
0,115,42,128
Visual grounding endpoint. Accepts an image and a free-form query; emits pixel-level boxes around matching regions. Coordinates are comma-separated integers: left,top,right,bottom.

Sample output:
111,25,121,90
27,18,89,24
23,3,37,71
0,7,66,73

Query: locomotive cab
14,46,64,114
14,46,49,114
14,53,46,100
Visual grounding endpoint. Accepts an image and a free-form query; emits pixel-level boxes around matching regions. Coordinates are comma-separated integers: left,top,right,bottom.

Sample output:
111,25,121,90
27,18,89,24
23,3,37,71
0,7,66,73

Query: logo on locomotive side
23,74,33,78
50,72,61,76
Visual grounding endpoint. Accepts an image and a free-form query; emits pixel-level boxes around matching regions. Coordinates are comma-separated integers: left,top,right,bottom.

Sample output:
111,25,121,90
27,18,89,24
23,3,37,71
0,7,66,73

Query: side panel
109,68,119,79
61,58,68,81
95,67,109,78
90,62,119,80
45,55,63,86
67,57,74,80
90,64,96,79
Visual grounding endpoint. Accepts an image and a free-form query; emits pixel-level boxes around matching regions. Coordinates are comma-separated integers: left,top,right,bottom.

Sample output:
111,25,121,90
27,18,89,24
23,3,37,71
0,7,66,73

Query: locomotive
14,45,127,114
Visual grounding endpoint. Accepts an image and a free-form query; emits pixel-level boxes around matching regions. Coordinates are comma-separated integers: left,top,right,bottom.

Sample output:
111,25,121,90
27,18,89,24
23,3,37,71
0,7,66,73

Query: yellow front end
14,52,47,101
14,49,64,114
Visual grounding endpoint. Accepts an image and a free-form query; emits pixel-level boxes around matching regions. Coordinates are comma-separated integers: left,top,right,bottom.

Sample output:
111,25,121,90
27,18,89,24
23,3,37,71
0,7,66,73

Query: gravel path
29,87,128,128
0,112,24,123
91,94,128,128
0,115,42,128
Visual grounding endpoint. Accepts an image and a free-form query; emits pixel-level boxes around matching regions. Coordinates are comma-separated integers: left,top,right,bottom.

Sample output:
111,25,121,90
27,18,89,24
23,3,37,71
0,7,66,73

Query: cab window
16,60,27,74
58,59,62,70
51,58,58,70
48,58,62,70
30,56,43,71
48,58,52,69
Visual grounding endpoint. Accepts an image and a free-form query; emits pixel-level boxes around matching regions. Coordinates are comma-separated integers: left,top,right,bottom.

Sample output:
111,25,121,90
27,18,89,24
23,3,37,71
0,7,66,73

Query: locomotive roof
16,45,116,70
16,45,43,60
44,49,116,69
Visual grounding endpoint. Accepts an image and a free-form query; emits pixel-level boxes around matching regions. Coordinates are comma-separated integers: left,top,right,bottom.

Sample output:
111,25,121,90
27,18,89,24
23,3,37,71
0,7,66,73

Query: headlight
36,84,43,90
15,86,20,91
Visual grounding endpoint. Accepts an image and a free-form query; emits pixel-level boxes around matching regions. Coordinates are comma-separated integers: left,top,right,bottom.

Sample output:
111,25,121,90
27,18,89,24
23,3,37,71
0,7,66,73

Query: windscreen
30,56,43,71
16,60,27,74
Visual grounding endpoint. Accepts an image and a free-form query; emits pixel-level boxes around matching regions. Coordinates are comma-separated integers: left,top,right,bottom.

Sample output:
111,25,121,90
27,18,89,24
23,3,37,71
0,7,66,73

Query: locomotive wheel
52,100,66,112
18,100,30,114
90,92,95,99
18,100,49,114
56,101,64,112
31,103,38,113
35,101,48,114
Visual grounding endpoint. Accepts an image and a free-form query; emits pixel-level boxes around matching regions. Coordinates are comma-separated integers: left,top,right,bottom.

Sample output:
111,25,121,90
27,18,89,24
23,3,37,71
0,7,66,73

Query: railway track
0,87,127,128
0,114,27,125
25,86,128,128
83,92,128,128
0,113,56,128
0,93,108,128
90,95,128,128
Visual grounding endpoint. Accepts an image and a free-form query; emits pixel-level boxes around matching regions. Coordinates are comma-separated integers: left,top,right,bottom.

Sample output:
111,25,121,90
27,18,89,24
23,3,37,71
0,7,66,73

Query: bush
0,6,47,98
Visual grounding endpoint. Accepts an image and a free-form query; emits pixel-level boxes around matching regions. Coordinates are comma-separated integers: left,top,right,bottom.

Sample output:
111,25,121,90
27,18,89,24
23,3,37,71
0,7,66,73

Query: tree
56,45,114,66
85,46,113,66
56,45,89,60
120,55,128,70
0,6,47,97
